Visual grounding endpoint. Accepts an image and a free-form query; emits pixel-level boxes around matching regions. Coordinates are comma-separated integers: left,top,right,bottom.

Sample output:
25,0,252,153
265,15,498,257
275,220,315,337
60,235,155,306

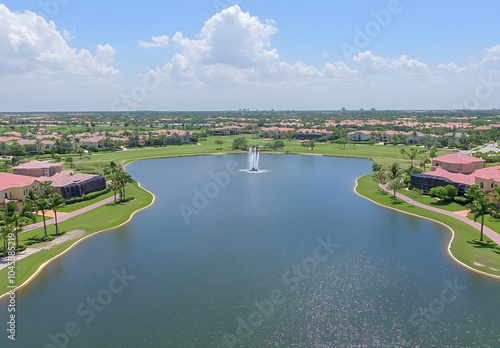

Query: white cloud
138,35,169,48
151,5,355,87
392,55,433,80
0,4,118,77
352,51,387,74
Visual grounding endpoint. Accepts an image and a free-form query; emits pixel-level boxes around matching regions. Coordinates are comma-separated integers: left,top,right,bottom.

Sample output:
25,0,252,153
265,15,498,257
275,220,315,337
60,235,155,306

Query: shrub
454,196,471,205
65,188,110,205
116,197,134,204
429,185,458,201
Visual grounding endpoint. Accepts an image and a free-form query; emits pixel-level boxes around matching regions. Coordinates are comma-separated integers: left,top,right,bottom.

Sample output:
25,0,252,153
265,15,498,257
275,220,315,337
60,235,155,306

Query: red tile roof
0,173,39,191
14,160,62,170
474,166,500,181
425,167,477,185
39,173,100,188
432,153,485,165
424,165,500,185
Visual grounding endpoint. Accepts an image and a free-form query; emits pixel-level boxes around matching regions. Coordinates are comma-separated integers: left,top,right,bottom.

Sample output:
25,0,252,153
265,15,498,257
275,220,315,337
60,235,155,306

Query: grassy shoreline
1,141,496,298
0,181,154,298
355,175,500,279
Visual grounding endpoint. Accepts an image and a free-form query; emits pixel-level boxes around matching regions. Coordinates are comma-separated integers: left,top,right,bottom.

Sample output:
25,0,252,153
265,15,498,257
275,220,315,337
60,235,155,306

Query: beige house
473,167,500,194
0,173,39,209
13,161,63,177
431,153,484,174
347,131,372,141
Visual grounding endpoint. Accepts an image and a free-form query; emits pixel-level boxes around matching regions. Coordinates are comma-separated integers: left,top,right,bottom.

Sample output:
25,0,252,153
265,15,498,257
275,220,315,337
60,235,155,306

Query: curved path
381,184,500,246
22,196,116,233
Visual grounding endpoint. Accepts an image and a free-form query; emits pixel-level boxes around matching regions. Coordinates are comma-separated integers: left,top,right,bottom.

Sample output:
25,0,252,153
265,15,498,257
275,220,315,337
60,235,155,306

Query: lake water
1,155,499,347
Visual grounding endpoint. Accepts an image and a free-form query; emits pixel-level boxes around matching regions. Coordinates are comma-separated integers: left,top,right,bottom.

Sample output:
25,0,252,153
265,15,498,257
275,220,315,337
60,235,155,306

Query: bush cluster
65,188,110,205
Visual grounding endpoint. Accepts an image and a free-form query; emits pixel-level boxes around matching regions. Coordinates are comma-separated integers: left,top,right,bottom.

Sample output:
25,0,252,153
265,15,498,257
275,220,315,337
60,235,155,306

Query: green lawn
58,190,115,213
32,215,53,223
67,135,452,172
397,189,466,212
0,181,154,296
356,175,500,278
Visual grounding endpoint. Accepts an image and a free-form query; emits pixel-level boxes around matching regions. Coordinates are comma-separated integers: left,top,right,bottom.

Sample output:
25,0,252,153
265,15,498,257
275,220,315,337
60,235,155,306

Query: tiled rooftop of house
432,153,485,165
14,160,62,170
0,173,39,191
39,173,99,188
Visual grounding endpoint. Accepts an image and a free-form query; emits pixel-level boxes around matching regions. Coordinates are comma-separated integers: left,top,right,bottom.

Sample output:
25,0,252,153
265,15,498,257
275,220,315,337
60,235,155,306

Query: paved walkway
23,196,116,233
381,185,500,246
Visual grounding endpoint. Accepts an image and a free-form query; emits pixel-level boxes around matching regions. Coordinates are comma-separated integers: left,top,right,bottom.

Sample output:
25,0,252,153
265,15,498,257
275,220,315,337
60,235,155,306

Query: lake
1,154,499,347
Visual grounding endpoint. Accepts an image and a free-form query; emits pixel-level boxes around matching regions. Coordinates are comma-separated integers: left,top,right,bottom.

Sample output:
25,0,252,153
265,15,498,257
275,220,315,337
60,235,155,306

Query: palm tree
116,169,134,199
1,201,35,248
465,184,483,202
0,224,14,257
400,148,422,168
37,181,54,197
387,162,404,197
36,197,51,238
492,186,500,206
467,195,498,241
48,193,65,236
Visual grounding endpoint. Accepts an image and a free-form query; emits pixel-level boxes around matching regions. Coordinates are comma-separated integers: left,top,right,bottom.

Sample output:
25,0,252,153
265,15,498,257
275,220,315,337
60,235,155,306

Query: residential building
347,131,372,141
13,161,63,177
44,173,107,199
0,173,39,209
431,153,484,174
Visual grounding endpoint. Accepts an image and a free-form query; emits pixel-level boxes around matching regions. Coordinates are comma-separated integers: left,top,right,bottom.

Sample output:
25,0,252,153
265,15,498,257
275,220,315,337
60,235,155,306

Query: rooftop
0,173,39,191
40,173,100,188
14,160,62,170
432,153,485,165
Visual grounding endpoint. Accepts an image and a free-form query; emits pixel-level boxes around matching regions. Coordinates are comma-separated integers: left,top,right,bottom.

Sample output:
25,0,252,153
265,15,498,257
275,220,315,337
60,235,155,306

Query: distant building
347,131,372,141
14,161,63,177
295,133,325,141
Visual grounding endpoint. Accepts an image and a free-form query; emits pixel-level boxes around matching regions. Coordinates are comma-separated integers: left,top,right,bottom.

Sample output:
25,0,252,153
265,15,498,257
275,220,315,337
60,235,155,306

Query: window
492,183,494,188
480,182,484,189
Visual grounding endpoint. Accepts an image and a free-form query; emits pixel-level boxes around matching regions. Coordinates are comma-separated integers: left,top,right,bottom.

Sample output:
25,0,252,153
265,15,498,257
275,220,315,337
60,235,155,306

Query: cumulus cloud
138,35,169,48
0,4,118,77
150,5,356,87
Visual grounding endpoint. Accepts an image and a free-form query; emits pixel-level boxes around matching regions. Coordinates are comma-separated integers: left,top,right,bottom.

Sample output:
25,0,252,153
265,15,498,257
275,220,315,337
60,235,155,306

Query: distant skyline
0,0,499,112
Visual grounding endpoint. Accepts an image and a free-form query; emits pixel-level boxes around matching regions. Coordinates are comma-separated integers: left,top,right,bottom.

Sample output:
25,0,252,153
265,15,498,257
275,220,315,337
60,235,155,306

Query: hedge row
65,188,111,205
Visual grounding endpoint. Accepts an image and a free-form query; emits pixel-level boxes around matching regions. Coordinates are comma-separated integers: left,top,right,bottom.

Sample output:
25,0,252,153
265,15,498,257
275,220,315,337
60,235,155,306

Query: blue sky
0,0,499,111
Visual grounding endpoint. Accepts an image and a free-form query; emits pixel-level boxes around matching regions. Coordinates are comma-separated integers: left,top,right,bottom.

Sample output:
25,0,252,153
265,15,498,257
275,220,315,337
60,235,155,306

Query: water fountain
248,146,259,172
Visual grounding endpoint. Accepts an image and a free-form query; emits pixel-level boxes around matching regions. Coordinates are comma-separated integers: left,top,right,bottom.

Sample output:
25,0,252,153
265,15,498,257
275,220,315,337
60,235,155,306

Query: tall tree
400,148,422,168
467,195,498,242
387,162,404,197
48,193,66,236
0,224,14,257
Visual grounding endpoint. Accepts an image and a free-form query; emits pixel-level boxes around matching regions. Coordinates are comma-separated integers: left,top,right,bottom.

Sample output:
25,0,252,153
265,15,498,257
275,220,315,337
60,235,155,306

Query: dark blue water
0,155,498,347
